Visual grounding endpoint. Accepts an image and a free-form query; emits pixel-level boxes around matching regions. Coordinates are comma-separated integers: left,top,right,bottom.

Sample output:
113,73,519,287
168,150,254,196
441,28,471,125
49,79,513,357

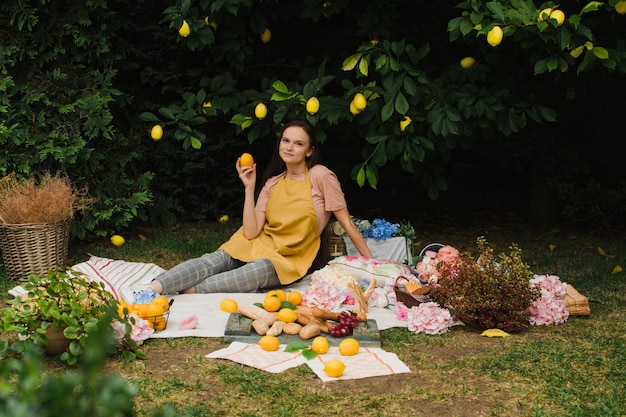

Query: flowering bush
528,275,569,326
430,237,540,332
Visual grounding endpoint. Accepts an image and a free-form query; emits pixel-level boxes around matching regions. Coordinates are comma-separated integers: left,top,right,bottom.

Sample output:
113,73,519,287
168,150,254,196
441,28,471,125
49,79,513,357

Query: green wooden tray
224,312,381,347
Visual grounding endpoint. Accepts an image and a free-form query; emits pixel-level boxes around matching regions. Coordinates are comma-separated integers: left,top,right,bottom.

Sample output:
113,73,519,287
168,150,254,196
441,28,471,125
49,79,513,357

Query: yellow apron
219,169,320,285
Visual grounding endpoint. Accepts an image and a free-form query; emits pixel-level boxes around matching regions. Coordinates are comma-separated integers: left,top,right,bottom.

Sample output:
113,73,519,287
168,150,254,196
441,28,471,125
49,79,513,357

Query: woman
122,120,372,303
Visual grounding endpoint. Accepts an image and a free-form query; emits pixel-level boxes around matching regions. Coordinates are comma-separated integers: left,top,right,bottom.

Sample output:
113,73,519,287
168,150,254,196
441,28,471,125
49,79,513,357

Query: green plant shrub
430,237,540,332
0,268,145,364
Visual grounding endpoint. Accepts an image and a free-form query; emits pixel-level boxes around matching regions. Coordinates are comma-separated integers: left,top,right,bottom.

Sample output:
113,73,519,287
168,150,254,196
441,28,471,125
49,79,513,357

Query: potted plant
1,268,125,364
0,171,91,280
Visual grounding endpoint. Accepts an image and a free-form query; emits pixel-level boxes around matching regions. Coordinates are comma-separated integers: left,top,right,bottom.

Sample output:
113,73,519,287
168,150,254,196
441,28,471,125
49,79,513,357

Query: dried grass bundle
0,172,90,224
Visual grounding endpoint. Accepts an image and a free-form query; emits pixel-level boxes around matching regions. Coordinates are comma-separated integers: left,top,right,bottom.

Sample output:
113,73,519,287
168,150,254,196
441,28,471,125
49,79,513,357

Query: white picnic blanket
8,256,408,339
206,341,411,381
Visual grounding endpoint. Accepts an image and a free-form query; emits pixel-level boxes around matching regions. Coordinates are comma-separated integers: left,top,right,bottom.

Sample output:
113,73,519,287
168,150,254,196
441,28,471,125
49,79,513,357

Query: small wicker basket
0,219,71,279
394,276,431,307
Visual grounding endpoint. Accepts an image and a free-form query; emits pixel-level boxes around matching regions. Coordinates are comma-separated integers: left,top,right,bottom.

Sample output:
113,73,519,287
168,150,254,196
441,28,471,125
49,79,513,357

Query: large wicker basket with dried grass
0,172,89,279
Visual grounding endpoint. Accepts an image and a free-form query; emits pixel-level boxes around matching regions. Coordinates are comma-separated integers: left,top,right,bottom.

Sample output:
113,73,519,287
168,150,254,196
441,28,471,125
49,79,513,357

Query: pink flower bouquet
528,274,569,326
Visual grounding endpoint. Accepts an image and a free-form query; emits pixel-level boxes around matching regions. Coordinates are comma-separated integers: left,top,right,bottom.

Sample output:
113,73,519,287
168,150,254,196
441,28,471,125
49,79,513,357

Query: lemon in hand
110,235,125,247
239,153,254,167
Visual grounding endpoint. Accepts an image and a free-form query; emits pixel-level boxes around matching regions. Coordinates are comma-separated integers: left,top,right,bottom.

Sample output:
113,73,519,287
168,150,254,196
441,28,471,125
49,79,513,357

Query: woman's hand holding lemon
237,153,256,189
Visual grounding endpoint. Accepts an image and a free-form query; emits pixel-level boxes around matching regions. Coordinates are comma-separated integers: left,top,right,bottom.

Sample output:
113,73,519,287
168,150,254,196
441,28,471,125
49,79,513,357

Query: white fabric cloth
343,236,412,263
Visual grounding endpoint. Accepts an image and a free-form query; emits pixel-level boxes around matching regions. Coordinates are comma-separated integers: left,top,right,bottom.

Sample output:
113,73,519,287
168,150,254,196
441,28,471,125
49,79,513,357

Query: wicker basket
394,276,431,307
0,219,71,280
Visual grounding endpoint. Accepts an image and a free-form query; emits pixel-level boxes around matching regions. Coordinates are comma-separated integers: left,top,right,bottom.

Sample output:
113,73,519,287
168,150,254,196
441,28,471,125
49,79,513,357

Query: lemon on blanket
258,335,280,351
220,298,238,313
338,338,359,356
266,289,286,301
323,359,345,377
311,336,329,354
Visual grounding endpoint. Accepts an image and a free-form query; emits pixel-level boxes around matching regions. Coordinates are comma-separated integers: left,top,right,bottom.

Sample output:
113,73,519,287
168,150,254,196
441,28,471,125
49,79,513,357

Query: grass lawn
1,219,625,417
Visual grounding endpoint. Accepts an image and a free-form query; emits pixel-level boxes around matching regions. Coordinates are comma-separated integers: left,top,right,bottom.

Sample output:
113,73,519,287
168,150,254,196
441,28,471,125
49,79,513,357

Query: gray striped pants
154,250,280,293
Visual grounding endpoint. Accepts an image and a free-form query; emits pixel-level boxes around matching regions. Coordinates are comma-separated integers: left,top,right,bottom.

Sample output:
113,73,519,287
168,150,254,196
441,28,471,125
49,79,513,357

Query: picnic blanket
206,341,411,381
8,256,411,380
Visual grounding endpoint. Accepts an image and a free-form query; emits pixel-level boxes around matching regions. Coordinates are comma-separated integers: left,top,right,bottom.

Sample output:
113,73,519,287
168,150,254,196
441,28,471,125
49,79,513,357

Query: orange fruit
220,298,238,313
311,336,329,354
266,289,286,301
152,296,170,314
262,295,282,312
286,290,302,306
239,153,254,167
258,335,280,351
323,359,345,377
277,308,297,323
338,337,360,356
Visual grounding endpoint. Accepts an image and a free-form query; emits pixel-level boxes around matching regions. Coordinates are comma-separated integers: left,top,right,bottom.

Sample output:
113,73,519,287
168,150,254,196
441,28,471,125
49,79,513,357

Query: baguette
237,304,277,326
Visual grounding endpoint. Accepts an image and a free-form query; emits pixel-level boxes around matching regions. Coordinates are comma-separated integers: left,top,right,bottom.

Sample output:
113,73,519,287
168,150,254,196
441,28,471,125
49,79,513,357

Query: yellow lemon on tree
218,214,229,223
254,102,267,120
179,20,191,37
616,1,626,14
338,337,360,356
352,93,367,111
306,97,320,115
262,295,282,312
220,298,238,313
239,152,254,167
349,100,361,115
287,290,302,306
549,9,565,26
277,308,297,323
323,359,345,377
538,8,552,21
400,116,412,132
258,335,280,351
261,28,271,43
311,335,329,354
151,125,163,141
460,56,475,69
110,235,125,247
487,25,503,47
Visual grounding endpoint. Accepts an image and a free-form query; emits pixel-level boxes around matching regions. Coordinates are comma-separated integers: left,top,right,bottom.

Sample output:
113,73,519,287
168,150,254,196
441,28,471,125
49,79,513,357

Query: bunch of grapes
328,311,362,337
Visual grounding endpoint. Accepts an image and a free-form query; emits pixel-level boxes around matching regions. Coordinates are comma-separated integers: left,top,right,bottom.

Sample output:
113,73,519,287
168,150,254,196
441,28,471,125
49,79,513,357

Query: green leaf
285,341,310,352
253,302,264,308
301,349,318,360
580,1,603,14
280,301,297,310
139,112,160,122
395,92,409,115
381,97,395,122
592,47,609,60
366,168,378,189
342,53,361,71
190,137,202,149
358,56,369,77
272,80,289,94
356,166,366,187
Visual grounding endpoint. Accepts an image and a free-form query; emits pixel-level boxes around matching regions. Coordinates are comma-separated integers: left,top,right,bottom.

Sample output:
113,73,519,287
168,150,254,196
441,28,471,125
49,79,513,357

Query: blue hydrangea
135,289,157,304
363,218,400,240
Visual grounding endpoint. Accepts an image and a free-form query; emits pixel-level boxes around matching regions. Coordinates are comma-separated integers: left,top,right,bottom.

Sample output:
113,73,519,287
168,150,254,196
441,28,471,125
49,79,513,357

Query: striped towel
8,256,165,300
